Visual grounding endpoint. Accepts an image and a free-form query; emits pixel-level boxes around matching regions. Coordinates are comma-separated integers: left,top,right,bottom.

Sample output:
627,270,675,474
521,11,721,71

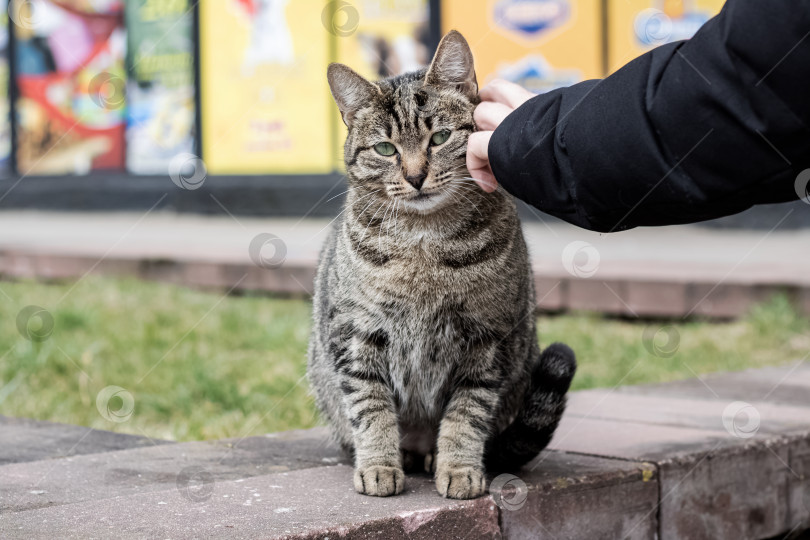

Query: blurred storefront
1,0,758,221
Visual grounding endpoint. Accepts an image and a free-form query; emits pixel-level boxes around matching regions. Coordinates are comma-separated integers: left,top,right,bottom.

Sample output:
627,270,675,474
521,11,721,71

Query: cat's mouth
400,189,451,214
409,191,434,202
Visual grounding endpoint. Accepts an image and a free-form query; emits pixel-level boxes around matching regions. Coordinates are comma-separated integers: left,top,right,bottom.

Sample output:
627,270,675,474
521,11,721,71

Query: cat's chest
380,304,474,422
387,340,449,422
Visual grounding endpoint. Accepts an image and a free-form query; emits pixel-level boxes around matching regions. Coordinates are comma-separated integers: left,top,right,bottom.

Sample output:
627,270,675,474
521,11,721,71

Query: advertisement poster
442,0,602,94
0,3,10,176
125,0,195,175
608,0,725,73
333,0,430,169
200,0,332,175
13,0,126,175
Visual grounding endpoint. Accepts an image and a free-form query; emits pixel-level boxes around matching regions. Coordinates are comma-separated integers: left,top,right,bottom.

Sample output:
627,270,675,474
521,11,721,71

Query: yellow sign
332,0,430,170
608,0,725,73
442,0,603,94
201,0,332,174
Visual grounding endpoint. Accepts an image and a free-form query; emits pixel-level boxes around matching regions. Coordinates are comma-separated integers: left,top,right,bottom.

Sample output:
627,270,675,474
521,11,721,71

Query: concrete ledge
3,249,810,319
555,362,810,539
0,428,345,514
0,415,172,466
3,212,810,318
0,451,655,539
1,364,808,538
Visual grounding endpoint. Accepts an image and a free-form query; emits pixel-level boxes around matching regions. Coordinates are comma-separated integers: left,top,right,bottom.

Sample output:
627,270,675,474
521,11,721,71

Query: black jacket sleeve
488,0,810,232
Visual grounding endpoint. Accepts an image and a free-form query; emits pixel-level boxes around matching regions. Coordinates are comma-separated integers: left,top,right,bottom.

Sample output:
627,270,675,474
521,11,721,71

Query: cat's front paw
435,464,486,499
354,465,405,497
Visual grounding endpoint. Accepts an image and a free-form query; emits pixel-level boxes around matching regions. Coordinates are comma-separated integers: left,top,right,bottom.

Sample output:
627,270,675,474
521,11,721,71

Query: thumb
466,131,498,192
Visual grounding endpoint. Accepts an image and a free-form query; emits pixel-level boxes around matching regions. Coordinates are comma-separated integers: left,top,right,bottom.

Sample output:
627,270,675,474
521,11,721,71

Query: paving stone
534,277,565,311
567,279,628,315
549,415,735,461
657,434,805,539
685,283,765,318
0,416,171,466
551,401,810,538
0,427,344,513
566,389,810,435
625,280,688,317
0,449,658,540
501,451,658,540
789,437,810,535
182,260,229,289
616,361,810,407
1,425,658,540
0,465,502,539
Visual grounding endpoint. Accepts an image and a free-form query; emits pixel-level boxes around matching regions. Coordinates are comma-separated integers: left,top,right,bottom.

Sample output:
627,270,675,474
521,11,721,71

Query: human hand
467,80,535,192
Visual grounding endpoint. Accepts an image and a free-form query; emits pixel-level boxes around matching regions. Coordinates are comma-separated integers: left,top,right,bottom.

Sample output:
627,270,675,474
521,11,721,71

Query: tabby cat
308,31,576,499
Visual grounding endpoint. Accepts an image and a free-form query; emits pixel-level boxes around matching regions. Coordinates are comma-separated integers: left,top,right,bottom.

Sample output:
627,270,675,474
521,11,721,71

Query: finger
474,102,512,131
466,131,492,164
470,168,498,192
479,79,534,109
466,132,498,193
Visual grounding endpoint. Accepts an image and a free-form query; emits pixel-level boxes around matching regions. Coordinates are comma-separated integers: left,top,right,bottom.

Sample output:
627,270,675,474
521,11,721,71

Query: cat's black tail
484,343,576,472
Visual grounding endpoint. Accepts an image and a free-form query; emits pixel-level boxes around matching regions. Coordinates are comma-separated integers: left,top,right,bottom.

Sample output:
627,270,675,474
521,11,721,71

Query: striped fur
308,31,575,499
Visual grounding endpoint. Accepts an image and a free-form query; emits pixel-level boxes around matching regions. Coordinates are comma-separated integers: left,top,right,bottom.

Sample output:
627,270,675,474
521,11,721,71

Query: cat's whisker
324,187,353,205
451,178,496,193
447,185,483,218
350,189,385,217
360,196,390,243
355,191,383,227
444,185,482,219
385,200,397,240
442,186,466,213
309,189,381,243
392,199,403,238
378,200,396,254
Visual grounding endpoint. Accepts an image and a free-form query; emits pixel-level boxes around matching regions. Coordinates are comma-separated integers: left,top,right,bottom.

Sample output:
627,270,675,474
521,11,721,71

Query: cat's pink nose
404,173,427,191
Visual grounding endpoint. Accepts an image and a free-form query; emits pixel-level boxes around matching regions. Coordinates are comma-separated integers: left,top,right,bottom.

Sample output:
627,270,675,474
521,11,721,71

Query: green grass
1,277,807,442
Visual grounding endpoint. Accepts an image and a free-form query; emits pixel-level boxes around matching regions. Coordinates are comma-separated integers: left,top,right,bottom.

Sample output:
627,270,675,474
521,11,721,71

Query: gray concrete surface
1,364,808,538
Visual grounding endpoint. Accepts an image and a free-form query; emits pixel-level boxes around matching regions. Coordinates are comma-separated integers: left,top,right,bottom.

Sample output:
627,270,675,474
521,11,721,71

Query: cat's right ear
327,63,379,128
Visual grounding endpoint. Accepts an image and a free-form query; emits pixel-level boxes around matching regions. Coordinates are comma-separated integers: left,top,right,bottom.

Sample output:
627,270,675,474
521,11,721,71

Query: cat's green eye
374,142,397,156
430,130,451,146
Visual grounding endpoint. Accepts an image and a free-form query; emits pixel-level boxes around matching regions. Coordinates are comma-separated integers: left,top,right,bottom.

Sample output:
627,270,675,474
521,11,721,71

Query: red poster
12,0,126,175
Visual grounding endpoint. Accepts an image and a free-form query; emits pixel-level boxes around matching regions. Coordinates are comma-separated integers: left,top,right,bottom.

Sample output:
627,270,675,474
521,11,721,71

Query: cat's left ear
425,30,478,100
327,63,380,127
